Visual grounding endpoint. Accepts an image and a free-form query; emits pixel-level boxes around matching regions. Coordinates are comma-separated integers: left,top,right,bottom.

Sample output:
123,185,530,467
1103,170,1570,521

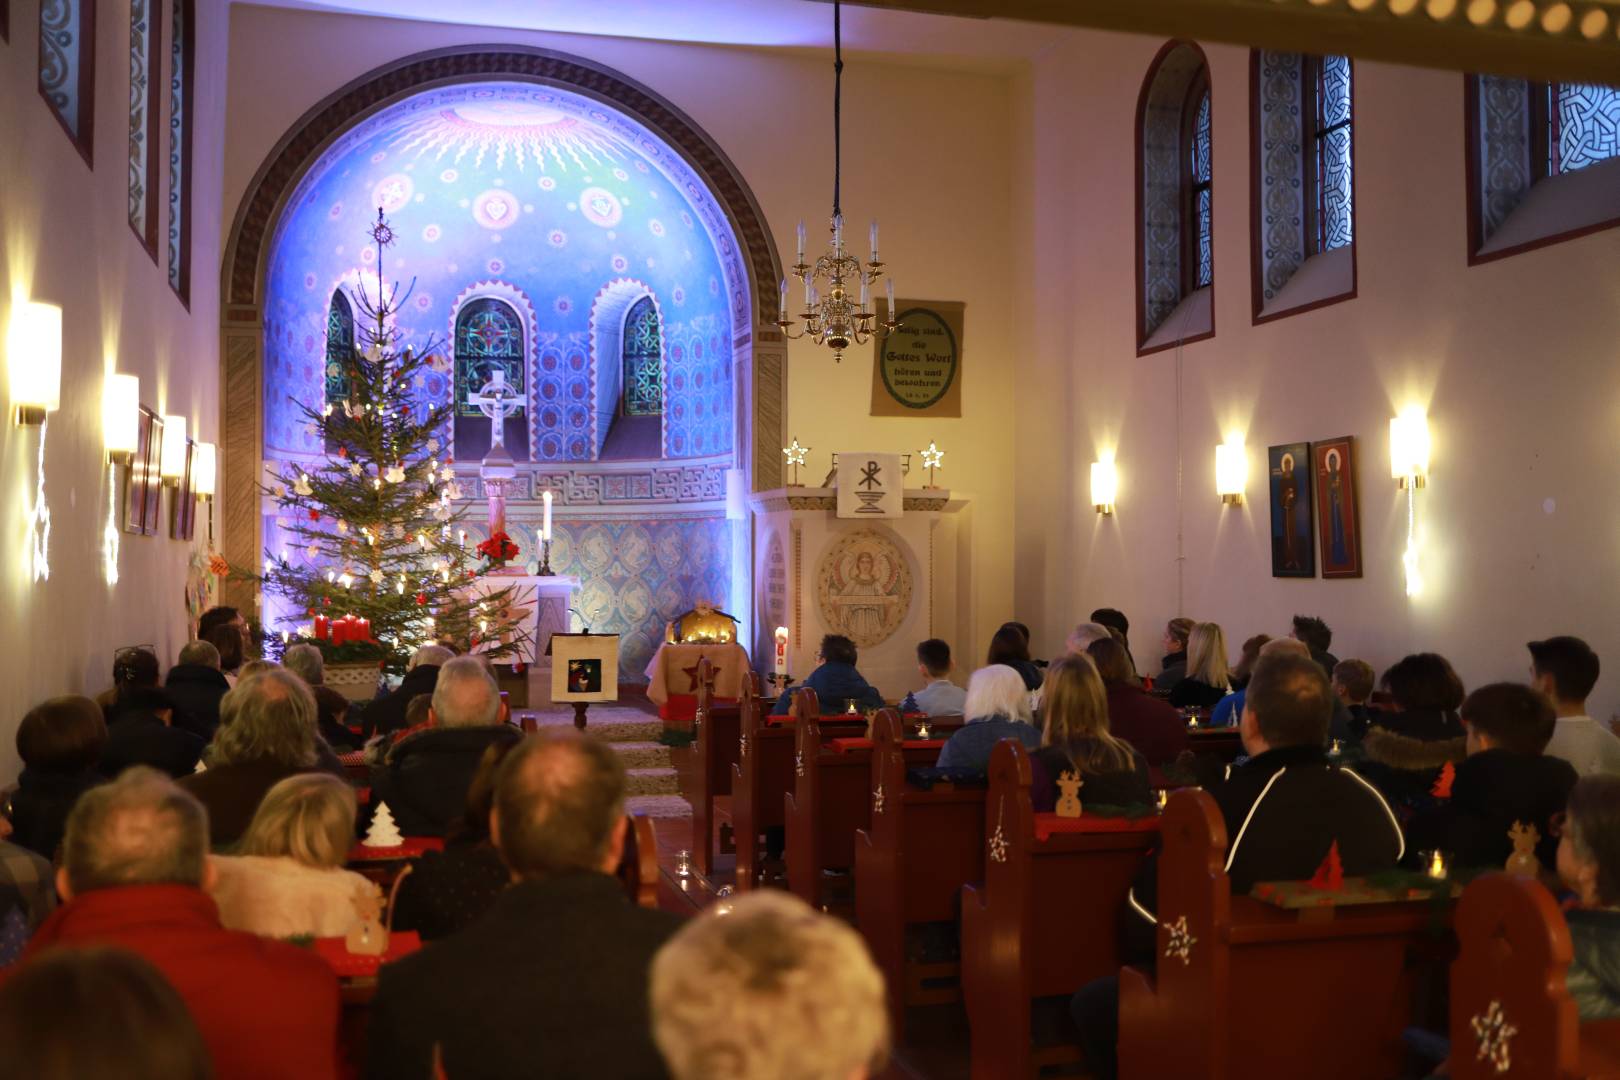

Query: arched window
454,297,529,462
323,291,353,451
1468,75,1620,262
1137,42,1215,355
621,296,663,417
1250,52,1356,322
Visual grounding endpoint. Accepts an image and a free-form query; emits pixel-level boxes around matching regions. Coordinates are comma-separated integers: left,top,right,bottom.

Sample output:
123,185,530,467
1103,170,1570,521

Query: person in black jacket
1072,651,1405,1080
100,649,204,780
164,640,231,741
9,695,106,860
1407,682,1576,873
358,645,450,739
366,728,680,1080
1030,654,1151,811
1355,653,1468,822
281,644,361,752
370,657,520,837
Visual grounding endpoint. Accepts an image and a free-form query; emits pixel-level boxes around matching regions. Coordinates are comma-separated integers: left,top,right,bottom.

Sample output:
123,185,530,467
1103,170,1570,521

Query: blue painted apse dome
263,81,743,467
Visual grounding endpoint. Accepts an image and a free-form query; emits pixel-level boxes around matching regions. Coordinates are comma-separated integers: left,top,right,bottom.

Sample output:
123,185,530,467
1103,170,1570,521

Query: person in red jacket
19,767,340,1080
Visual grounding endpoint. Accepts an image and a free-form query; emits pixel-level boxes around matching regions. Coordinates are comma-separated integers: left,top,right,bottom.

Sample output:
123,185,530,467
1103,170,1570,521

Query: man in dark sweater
1073,651,1405,1080
366,729,680,1079
164,640,231,740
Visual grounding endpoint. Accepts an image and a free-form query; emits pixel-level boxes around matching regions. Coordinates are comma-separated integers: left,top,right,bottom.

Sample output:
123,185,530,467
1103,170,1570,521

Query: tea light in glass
1156,789,1169,811
675,850,693,879
1426,851,1448,879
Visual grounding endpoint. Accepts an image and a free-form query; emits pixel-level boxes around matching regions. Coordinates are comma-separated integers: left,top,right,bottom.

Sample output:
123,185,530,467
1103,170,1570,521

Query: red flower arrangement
476,531,520,564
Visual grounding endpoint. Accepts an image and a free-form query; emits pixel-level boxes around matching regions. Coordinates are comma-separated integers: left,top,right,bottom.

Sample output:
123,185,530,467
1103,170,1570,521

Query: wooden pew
855,709,987,1039
783,707,955,911
960,740,1160,1079
616,813,661,911
1449,872,1620,1079
730,687,864,891
686,660,754,878
1118,788,1450,1079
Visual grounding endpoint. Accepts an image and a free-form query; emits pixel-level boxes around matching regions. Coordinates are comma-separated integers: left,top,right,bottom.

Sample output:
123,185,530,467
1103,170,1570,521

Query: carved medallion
815,528,913,648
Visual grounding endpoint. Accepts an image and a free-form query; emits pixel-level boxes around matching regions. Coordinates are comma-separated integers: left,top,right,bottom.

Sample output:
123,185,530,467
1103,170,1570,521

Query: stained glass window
167,0,195,305
39,0,95,164
325,292,354,402
1190,89,1213,289
1311,55,1354,252
621,296,663,417
454,297,528,461
1550,83,1620,176
128,0,160,256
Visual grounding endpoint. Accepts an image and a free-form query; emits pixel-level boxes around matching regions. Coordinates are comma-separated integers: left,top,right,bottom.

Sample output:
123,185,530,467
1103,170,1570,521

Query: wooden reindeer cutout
1055,771,1084,819
1506,821,1540,877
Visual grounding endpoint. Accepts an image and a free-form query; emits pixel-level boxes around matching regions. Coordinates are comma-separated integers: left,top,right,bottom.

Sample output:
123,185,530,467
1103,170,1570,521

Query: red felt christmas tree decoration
1309,840,1345,892
1431,761,1455,799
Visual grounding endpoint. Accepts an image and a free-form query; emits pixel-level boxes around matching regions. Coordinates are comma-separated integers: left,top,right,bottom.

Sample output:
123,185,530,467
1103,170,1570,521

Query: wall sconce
193,441,217,498
103,373,140,463
160,414,188,484
1215,441,1246,506
8,300,62,425
1389,409,1430,488
1090,455,1118,516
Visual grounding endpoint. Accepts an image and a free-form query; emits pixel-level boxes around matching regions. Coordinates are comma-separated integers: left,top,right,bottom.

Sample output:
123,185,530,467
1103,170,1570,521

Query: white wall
0,0,230,779
222,4,1021,670
1014,33,1620,720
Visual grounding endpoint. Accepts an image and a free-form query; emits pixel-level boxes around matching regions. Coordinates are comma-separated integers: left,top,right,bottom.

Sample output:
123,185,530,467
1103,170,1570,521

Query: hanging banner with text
869,299,964,418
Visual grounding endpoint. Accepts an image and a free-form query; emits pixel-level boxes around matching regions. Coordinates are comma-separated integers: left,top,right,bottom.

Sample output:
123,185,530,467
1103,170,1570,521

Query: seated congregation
3,604,1620,1078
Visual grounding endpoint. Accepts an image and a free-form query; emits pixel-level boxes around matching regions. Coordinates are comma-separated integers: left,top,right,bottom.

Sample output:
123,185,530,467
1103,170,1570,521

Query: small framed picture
125,408,160,536
549,633,620,703
172,439,196,541
1313,436,1362,578
1268,441,1315,578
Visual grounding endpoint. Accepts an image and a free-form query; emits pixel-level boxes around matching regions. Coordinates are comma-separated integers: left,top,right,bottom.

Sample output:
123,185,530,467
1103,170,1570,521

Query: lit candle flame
1428,851,1446,878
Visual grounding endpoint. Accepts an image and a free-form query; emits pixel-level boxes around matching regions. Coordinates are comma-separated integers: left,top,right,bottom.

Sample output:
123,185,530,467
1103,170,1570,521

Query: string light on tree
783,438,811,487
919,441,944,489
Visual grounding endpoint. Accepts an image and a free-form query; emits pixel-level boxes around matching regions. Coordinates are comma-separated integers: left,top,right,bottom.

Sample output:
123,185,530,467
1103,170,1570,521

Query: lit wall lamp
193,441,217,499
1389,408,1430,489
103,373,140,463
8,300,62,425
160,414,188,484
1090,454,1118,516
1215,440,1247,506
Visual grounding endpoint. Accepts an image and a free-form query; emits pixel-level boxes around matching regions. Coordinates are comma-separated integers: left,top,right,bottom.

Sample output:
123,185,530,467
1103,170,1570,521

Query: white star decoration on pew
988,824,1008,864
1164,916,1198,966
795,751,805,777
872,785,885,814
1471,1000,1517,1074
739,734,748,759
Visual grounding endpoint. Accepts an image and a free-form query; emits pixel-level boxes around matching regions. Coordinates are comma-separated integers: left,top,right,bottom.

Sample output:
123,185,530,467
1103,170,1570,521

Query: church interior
2,0,1620,1076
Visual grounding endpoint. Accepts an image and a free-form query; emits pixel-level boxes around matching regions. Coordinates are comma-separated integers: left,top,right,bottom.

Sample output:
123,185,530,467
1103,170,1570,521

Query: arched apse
223,47,786,675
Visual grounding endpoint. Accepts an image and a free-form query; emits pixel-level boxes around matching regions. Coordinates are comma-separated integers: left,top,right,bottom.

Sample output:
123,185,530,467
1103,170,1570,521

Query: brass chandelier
777,0,899,361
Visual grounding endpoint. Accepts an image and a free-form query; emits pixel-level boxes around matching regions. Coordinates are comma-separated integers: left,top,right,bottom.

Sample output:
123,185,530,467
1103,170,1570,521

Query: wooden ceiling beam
838,0,1620,84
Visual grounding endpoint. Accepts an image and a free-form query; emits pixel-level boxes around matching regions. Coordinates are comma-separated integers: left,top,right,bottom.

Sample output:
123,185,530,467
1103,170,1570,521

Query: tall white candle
780,278,790,319
885,278,896,319
774,627,789,676
542,489,553,541
860,278,870,308
869,219,879,262
796,221,806,263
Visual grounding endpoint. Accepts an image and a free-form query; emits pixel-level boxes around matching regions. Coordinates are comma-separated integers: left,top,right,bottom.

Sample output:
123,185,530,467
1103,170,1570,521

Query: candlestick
541,490,553,542
779,278,790,320
538,537,554,577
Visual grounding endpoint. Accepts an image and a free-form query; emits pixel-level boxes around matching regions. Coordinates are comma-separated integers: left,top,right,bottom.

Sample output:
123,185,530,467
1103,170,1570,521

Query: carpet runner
528,707,687,818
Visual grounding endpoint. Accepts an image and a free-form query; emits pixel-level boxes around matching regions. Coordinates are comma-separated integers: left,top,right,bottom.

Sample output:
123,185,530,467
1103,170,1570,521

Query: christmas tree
248,209,529,674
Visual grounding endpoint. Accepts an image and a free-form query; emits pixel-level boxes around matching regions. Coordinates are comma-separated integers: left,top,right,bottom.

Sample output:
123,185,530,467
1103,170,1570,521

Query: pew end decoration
344,881,389,957
1506,822,1541,878
1055,771,1084,819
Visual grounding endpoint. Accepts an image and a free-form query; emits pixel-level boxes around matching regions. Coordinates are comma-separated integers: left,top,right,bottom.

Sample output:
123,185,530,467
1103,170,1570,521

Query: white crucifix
467,368,522,450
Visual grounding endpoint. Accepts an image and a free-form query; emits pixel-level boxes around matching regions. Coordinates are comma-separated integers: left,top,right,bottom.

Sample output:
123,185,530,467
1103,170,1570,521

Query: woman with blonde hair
1032,654,1151,811
1168,621,1232,709
210,773,371,938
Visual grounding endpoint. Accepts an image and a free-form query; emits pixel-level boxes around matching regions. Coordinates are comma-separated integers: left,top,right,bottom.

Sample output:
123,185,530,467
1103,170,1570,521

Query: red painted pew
783,707,955,912
854,709,987,1039
960,739,1160,1079
1119,788,1450,1079
1449,872,1620,1079
686,660,755,877
730,687,864,891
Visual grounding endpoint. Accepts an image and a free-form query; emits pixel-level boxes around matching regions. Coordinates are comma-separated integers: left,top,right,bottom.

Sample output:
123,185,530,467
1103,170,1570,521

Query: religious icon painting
1312,436,1362,578
125,408,160,536
1268,442,1315,578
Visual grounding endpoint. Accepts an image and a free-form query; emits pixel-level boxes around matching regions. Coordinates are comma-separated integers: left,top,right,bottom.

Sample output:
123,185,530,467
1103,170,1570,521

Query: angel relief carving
815,529,913,648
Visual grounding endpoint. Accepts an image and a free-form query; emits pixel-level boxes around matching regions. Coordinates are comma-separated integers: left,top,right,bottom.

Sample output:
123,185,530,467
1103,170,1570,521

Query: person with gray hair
934,664,1043,770
366,731,679,1079
179,669,323,847
18,767,342,1079
371,657,520,836
358,644,454,739
283,643,361,752
651,891,890,1080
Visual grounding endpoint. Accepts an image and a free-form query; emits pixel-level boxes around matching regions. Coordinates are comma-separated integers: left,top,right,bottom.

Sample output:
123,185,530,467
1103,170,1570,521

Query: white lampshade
193,441,217,497
1090,456,1118,515
160,414,188,481
1215,442,1247,504
8,300,62,424
1389,409,1430,484
103,373,140,459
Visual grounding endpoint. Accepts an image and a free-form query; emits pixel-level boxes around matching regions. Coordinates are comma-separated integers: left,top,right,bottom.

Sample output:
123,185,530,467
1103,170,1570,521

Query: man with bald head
370,656,521,836
1210,635,1357,737
366,730,680,1079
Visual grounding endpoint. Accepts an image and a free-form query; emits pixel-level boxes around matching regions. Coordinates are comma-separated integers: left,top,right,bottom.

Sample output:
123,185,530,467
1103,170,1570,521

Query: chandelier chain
833,0,843,222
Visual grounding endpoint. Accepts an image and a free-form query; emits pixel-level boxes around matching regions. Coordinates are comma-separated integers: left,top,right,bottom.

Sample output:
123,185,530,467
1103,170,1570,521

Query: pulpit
751,486,969,702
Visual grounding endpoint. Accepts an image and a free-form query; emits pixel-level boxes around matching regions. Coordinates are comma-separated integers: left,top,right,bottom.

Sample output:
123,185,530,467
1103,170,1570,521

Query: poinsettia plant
476,531,520,565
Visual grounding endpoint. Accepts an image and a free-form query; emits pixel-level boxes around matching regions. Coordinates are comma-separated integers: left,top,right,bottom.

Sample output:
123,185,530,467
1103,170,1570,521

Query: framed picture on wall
125,408,160,536
1268,441,1315,578
172,439,197,541
1313,436,1362,578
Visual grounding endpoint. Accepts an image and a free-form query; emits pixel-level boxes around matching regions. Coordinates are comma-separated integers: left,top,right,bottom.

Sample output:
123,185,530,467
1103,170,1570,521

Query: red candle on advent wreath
357,617,371,642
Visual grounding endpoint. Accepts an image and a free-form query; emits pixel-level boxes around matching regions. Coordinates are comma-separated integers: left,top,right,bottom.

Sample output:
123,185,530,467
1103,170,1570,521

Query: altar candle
774,626,789,677
542,490,553,542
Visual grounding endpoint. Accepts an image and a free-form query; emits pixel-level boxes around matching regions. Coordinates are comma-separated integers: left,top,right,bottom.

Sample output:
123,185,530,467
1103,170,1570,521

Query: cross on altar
467,368,521,450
